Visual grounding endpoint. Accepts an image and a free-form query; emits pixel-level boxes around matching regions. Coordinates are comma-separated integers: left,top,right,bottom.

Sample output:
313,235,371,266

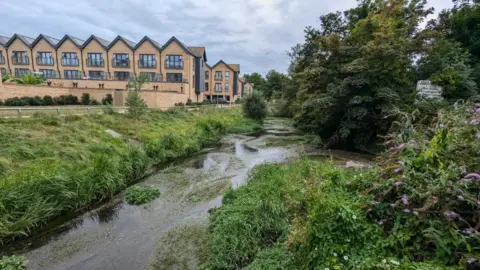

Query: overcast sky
1,0,454,75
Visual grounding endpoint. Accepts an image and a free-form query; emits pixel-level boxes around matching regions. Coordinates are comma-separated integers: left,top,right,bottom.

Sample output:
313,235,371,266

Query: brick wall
0,83,189,108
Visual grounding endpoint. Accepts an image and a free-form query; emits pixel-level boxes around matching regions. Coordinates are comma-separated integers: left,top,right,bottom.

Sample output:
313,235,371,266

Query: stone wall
0,83,190,108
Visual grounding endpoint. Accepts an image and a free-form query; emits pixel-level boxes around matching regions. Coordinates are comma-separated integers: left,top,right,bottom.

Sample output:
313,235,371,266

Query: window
139,54,156,68
205,82,209,91
40,69,56,79
14,68,30,77
62,52,79,66
140,72,160,82
37,52,54,65
0,51,4,64
64,70,81,79
87,53,103,67
166,73,183,82
225,83,229,92
205,71,209,79
114,71,130,81
215,83,222,92
89,71,106,80
1,68,6,76
201,59,204,67
225,71,230,80
215,71,222,80
193,75,195,88
165,55,183,69
12,51,29,65
112,53,129,67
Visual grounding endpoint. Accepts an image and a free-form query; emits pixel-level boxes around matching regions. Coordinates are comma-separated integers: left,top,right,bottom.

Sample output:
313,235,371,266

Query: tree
417,39,478,99
289,0,433,153
126,73,149,120
242,92,267,122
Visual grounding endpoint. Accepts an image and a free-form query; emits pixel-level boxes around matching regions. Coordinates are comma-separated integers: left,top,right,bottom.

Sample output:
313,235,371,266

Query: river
5,119,370,269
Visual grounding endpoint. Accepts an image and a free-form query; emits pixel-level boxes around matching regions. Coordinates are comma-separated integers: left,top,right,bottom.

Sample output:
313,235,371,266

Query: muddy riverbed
5,119,372,270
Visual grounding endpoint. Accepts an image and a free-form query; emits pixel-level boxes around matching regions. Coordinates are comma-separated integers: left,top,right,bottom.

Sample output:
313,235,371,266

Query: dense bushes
0,94,104,106
203,104,479,269
102,94,113,105
0,107,259,242
124,186,160,205
242,92,267,122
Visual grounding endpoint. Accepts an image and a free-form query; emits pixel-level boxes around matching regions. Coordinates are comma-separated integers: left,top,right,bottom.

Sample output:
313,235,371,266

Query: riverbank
0,107,260,243
202,105,480,269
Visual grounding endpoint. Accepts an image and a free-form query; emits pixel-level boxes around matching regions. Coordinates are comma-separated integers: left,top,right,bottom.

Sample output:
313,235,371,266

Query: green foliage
0,107,258,242
204,104,479,269
126,74,149,120
12,73,45,85
124,186,160,205
102,94,113,105
418,39,478,99
81,93,91,105
91,99,100,105
186,98,193,106
2,74,12,83
0,255,27,270
43,95,54,106
53,94,78,105
242,92,267,122
0,99,3,106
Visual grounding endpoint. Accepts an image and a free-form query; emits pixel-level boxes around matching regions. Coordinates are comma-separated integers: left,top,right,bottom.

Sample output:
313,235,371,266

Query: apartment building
0,33,209,102
204,60,241,103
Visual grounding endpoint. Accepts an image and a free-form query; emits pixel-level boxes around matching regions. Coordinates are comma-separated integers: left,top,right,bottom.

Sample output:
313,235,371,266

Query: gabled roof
212,60,236,71
82,35,110,49
31,34,60,48
0,35,10,46
134,36,162,50
161,36,195,56
205,63,212,69
188,46,207,61
108,35,136,50
56,35,85,49
229,64,240,72
5,33,35,47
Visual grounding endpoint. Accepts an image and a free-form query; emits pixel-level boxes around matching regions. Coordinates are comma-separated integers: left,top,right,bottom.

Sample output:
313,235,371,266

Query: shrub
81,93,90,105
43,95,54,106
102,94,113,105
91,99,100,105
0,99,3,106
4,97,26,106
124,186,160,205
0,255,27,269
175,102,185,107
242,92,267,122
186,98,193,106
102,104,116,115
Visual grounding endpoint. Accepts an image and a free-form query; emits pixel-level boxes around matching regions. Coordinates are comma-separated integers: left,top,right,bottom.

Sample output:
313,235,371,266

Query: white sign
416,80,443,100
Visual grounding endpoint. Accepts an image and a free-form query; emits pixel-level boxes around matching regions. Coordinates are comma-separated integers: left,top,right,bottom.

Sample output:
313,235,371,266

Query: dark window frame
166,73,183,82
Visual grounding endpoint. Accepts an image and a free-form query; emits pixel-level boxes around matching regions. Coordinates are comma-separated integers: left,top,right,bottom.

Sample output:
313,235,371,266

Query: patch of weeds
146,221,208,270
264,135,305,147
189,195,201,202
0,255,28,270
124,186,160,205
187,180,231,203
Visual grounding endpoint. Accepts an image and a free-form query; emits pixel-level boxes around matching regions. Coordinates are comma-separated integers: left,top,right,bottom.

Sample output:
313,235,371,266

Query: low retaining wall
0,83,192,108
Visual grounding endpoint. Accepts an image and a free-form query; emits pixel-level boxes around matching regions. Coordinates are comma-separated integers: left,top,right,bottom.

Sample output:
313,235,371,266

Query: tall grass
0,107,259,243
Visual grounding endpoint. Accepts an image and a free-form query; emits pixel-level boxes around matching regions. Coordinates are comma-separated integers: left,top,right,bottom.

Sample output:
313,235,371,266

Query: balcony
12,56,29,65
113,72,132,81
62,58,79,66
41,71,60,79
36,57,54,66
88,72,108,80
87,58,104,67
214,76,223,81
165,61,184,69
0,56,5,65
63,73,82,79
138,60,157,69
112,59,130,68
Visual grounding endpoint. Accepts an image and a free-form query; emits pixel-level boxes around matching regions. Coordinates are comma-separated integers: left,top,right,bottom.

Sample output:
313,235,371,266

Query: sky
1,0,454,75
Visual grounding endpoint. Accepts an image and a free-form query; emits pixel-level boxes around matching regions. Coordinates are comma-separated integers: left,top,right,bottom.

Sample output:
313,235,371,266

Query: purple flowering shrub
358,103,480,264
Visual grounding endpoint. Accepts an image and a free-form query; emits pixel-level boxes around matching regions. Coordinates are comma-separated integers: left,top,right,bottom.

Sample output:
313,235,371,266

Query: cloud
1,0,453,75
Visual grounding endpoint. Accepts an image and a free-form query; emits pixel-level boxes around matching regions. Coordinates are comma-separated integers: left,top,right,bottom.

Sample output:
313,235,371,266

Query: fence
0,104,240,117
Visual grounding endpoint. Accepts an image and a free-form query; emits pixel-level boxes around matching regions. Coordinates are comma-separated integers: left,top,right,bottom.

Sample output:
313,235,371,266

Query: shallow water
18,134,296,270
